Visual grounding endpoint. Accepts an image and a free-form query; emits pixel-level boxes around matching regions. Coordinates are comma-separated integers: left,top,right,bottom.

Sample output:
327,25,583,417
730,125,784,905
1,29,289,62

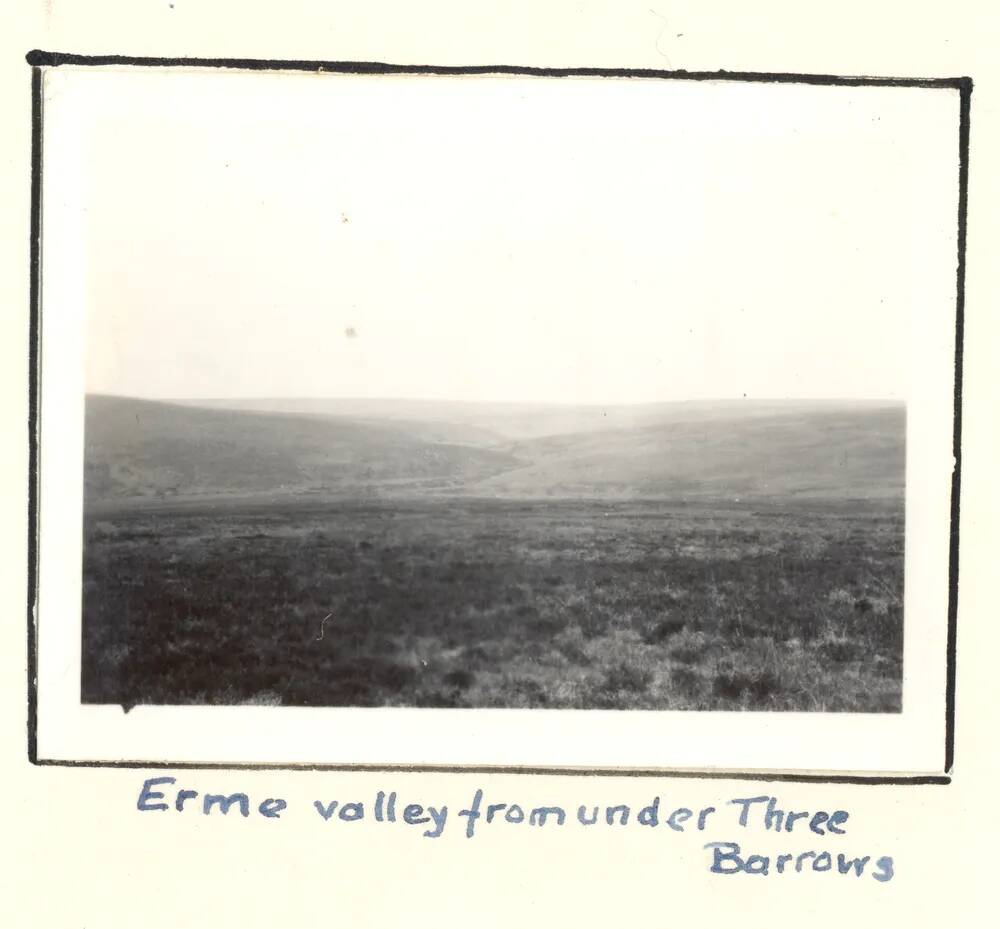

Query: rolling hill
483,405,904,499
84,395,905,503
84,395,522,500
177,396,894,442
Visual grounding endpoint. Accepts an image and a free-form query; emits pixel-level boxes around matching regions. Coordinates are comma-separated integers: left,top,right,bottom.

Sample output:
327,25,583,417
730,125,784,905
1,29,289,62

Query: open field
81,497,904,711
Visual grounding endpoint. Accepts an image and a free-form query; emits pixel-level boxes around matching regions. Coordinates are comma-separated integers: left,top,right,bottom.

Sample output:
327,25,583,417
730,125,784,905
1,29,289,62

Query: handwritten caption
137,777,894,881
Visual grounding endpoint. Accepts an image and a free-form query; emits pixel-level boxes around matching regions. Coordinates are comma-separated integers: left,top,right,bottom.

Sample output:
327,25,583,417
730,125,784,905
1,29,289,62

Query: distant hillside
180,396,898,442
84,395,523,501
85,395,905,503
482,406,905,499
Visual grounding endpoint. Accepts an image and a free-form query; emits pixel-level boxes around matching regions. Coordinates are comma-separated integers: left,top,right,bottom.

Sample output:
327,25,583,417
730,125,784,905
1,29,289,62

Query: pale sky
44,67,960,404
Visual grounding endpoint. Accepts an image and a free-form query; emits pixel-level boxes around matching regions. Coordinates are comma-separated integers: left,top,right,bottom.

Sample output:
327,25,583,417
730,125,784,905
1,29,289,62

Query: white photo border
27,56,969,777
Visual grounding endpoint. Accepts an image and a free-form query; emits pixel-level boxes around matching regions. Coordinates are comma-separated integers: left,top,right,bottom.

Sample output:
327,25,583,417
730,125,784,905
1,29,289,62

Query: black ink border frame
26,50,971,786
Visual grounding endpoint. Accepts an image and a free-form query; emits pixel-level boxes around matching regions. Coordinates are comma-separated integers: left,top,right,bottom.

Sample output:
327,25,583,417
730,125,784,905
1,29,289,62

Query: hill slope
84,395,523,500
85,395,905,502
483,406,904,499
180,396,894,442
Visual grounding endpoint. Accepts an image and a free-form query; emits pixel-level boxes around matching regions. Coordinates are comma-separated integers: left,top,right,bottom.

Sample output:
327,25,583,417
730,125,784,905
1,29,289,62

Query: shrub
816,638,861,663
642,617,686,644
442,668,475,690
604,662,654,694
670,666,703,700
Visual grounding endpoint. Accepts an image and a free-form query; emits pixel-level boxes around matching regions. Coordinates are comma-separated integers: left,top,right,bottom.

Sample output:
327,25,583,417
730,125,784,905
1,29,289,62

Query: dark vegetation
82,497,904,711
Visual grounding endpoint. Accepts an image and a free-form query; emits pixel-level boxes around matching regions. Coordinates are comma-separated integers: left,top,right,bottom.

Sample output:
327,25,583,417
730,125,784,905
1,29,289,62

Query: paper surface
2,2,996,926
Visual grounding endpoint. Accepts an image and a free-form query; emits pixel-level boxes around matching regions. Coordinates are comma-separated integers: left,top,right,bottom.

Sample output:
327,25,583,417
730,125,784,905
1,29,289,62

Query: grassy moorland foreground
82,497,903,711
81,395,904,711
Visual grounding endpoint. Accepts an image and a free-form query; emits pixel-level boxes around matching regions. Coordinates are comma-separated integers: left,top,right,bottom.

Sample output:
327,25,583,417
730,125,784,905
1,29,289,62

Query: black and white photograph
32,62,962,766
